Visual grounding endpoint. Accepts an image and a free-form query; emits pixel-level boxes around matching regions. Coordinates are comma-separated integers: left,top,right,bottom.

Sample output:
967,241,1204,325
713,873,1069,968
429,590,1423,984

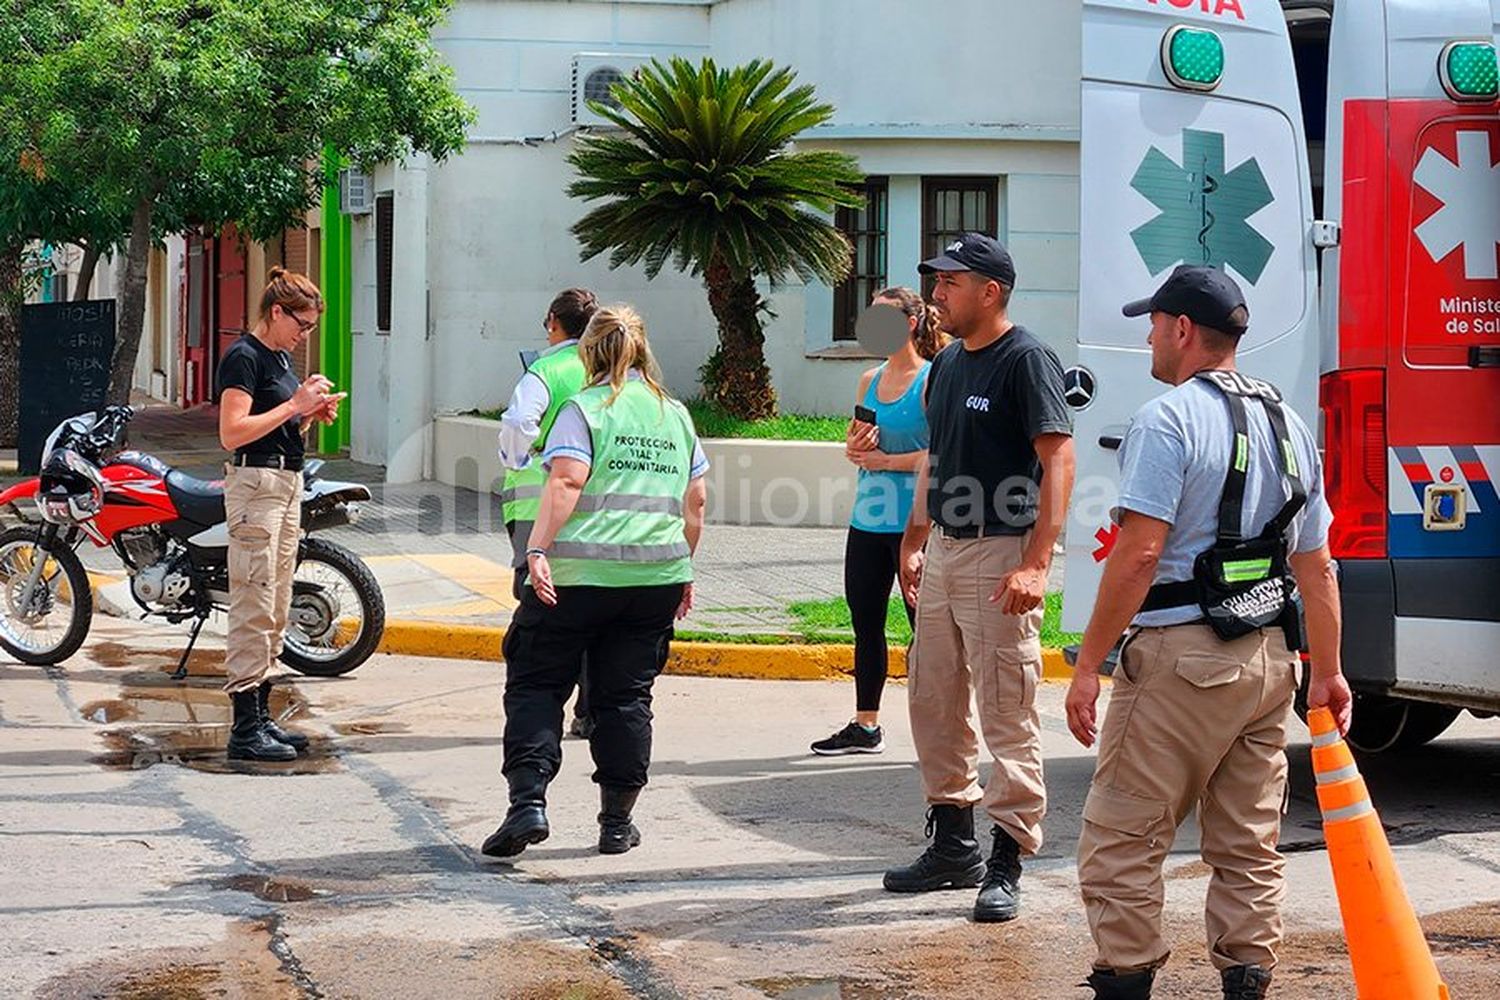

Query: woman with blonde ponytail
482,305,709,860
810,287,947,756
216,267,342,761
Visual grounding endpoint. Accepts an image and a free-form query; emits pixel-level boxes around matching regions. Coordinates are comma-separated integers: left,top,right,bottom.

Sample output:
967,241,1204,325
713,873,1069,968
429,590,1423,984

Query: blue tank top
850,362,931,534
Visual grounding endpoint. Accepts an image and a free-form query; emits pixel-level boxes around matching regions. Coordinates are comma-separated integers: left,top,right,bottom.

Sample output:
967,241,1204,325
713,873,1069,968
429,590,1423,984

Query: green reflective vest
500,342,587,524
547,380,697,588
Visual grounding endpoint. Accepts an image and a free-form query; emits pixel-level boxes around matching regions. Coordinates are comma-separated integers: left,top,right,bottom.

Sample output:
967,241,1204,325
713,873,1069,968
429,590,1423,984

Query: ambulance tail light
1320,369,1387,560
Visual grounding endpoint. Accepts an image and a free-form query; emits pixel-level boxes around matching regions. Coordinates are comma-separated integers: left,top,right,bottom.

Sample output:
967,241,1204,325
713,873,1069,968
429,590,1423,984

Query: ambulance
1062,0,1500,751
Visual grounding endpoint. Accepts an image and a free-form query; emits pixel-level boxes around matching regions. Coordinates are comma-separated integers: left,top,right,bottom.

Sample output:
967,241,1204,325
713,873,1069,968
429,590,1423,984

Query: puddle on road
36,918,302,1000
215,873,327,903
81,679,340,775
748,975,900,999
85,640,225,678
334,720,410,736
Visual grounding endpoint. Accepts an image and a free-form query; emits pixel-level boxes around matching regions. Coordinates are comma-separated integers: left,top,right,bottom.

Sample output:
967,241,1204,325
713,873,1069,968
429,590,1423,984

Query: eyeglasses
541,314,553,333
289,310,319,334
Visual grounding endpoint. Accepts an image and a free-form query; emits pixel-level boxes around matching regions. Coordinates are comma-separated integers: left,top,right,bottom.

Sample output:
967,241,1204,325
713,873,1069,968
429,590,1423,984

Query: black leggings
844,527,916,713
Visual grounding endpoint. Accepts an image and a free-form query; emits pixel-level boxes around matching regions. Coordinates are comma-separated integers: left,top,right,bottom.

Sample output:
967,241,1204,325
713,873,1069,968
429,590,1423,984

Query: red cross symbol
1092,524,1119,563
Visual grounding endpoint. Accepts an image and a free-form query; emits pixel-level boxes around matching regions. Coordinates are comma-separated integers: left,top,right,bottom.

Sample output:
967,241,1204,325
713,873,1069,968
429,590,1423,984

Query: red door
213,223,248,402
181,232,214,407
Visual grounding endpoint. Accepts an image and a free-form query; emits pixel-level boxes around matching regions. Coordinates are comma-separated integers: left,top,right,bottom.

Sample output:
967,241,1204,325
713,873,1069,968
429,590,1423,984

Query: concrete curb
375,619,1075,681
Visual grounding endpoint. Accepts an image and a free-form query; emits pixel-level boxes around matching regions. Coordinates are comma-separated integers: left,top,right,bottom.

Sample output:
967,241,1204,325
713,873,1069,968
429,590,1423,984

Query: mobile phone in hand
854,404,878,425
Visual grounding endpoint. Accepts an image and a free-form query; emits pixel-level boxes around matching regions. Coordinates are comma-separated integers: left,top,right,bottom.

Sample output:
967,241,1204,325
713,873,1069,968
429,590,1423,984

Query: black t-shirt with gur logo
923,325,1072,533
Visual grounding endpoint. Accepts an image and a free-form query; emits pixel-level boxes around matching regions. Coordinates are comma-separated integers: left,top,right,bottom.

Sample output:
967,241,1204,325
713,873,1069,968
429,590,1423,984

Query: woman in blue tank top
811,287,948,755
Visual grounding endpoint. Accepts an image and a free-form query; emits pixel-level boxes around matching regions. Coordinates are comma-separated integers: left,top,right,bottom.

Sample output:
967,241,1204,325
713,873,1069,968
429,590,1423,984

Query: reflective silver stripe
501,485,544,503
550,540,691,562
1314,764,1360,785
1310,730,1341,748
1321,800,1375,823
573,494,682,516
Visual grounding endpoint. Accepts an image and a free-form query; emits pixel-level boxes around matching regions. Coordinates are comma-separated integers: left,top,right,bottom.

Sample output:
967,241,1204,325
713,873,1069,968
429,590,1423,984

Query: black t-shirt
216,334,303,459
923,326,1072,532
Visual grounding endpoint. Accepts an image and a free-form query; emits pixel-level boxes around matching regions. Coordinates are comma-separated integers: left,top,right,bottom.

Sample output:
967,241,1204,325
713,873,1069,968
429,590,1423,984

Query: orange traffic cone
1307,706,1450,999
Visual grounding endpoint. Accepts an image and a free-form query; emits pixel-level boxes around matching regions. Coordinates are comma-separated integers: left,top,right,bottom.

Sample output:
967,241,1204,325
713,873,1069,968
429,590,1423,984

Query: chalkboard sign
18,300,117,474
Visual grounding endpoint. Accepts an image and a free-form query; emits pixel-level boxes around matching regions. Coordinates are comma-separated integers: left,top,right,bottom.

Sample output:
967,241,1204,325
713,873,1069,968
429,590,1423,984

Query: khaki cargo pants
908,532,1046,854
1077,624,1298,974
223,466,302,693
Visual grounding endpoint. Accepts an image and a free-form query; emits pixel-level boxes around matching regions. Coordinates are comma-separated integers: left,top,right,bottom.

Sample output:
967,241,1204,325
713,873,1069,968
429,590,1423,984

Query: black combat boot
256,681,309,752
597,786,642,855
972,825,1023,922
481,768,550,858
1083,968,1156,999
227,689,297,762
1221,965,1272,999
883,804,986,892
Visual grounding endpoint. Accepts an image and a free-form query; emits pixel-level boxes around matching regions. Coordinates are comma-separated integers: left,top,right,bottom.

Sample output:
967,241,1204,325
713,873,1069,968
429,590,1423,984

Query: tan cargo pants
1077,624,1297,974
223,466,302,693
908,532,1046,854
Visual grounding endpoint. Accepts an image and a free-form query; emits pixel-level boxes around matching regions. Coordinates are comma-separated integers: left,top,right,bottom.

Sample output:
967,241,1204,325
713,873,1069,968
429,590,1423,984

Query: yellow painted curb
376,618,1076,682
376,621,503,663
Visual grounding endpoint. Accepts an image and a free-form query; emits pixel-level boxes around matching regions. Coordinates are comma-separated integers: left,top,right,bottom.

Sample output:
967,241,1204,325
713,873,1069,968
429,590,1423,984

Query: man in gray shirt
1063,266,1353,1000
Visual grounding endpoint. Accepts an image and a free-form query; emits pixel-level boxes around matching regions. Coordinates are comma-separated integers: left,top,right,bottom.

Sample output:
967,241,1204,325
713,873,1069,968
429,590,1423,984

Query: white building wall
356,0,1082,472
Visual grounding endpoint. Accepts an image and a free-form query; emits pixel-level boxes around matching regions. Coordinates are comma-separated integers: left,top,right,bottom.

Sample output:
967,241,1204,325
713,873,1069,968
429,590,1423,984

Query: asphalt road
2,618,1498,998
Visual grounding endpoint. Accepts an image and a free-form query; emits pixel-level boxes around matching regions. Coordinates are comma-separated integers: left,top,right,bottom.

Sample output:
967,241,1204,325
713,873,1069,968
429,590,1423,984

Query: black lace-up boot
882,804,986,892
1083,968,1155,999
972,825,1022,922
1220,965,1272,999
256,681,308,752
227,689,296,761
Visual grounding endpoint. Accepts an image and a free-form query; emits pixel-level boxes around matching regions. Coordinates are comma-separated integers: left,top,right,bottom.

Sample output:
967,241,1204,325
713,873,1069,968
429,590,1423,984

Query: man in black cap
884,232,1075,924
1063,265,1351,1000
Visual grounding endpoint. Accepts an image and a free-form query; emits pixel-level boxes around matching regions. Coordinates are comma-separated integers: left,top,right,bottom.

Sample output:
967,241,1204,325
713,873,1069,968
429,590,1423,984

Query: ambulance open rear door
1063,0,1320,633
1319,0,1500,742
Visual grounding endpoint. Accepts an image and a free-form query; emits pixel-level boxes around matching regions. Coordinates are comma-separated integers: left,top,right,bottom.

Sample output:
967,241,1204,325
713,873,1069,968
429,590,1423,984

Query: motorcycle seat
165,470,226,526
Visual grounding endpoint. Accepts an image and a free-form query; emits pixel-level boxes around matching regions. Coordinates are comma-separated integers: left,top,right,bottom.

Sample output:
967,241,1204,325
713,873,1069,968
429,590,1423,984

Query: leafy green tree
4,0,474,415
567,57,863,420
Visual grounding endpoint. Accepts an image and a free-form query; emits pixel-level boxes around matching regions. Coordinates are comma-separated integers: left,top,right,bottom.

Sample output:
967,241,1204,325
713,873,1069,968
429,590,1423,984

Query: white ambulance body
1064,0,1500,751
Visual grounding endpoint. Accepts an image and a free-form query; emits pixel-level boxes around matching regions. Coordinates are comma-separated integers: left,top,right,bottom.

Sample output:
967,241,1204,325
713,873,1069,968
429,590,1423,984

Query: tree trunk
106,198,154,406
72,242,103,302
702,256,777,420
0,241,23,448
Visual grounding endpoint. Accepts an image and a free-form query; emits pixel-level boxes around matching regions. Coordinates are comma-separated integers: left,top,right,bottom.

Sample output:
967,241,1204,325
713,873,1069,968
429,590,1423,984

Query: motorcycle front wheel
0,526,93,666
279,537,385,677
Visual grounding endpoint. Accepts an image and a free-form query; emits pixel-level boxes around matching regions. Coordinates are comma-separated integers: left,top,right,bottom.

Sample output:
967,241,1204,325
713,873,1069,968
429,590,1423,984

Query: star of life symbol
1413,129,1500,281
1129,129,1274,284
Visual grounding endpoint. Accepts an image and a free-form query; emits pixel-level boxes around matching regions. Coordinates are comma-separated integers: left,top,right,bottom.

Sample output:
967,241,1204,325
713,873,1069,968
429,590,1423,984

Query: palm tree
567,57,864,420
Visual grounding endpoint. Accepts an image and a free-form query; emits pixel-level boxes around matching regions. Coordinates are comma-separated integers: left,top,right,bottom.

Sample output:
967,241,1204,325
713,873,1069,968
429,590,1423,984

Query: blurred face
930,271,999,340
872,294,917,356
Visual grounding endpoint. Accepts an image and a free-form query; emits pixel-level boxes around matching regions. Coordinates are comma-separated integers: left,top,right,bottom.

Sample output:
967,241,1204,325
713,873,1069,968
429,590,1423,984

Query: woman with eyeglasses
216,267,342,761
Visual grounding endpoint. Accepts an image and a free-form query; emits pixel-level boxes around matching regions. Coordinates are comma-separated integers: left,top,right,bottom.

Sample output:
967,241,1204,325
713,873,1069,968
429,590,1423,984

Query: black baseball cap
918,231,1016,287
1122,265,1249,336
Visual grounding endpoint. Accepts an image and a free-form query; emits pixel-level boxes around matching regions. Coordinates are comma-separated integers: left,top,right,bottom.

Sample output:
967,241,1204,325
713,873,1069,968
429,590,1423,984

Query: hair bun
268,265,287,280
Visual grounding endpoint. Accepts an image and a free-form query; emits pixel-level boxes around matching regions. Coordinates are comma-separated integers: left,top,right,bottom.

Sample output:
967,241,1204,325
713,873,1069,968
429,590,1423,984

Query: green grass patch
467,399,846,443
684,399,847,442
783,591,1081,648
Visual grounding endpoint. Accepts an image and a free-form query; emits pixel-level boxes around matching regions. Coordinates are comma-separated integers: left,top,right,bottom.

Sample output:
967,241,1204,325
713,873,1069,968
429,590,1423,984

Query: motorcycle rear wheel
278,537,385,677
0,526,93,666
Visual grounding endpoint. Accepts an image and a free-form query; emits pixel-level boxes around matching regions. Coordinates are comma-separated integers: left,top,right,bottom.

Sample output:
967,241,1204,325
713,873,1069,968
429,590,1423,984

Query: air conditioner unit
571,53,650,127
339,168,375,215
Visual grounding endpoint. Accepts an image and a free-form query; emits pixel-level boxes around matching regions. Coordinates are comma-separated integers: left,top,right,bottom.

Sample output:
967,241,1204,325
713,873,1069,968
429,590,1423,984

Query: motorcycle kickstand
171,616,207,681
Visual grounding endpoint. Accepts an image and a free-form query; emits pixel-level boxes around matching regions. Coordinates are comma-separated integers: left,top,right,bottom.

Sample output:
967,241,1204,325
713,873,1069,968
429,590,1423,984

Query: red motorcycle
0,405,384,676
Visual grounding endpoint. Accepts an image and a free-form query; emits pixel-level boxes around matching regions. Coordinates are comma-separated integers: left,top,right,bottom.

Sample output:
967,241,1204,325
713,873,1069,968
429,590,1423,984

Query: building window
833,177,889,342
376,194,394,333
921,176,999,292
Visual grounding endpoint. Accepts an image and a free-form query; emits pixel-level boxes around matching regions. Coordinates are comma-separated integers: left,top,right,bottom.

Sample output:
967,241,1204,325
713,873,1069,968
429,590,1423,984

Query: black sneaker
810,722,884,755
